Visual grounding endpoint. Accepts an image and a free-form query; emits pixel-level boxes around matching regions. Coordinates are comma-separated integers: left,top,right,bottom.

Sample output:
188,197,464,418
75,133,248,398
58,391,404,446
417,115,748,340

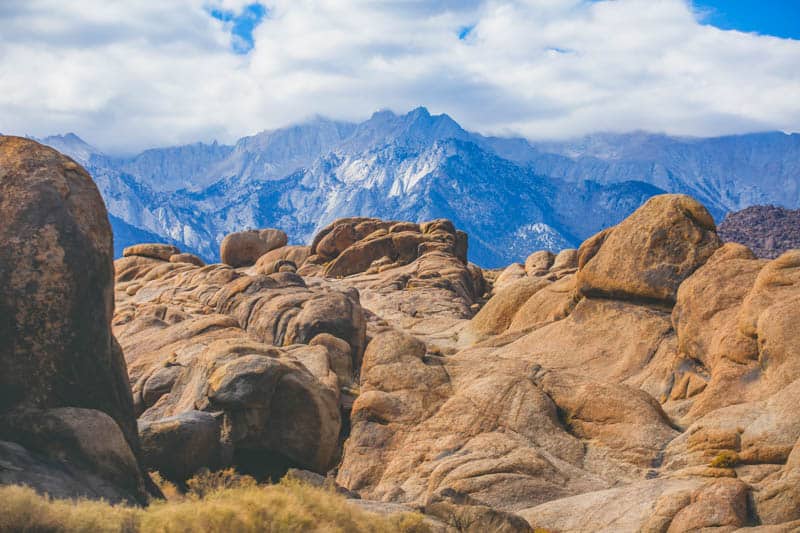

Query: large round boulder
577,194,721,303
220,228,288,267
0,136,148,502
0,137,138,445
138,411,222,483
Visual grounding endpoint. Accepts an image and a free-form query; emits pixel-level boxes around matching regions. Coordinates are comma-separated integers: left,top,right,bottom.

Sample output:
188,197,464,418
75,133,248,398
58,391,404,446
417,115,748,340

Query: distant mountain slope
718,205,800,259
32,109,800,267
528,131,800,218
108,214,189,258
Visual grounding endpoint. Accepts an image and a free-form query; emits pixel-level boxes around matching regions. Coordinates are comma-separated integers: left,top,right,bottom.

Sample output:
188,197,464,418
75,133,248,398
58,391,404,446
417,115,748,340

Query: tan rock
551,248,578,272
518,478,703,533
0,137,148,503
113,251,367,478
508,274,578,332
673,243,764,369
493,263,526,292
255,259,297,275
124,243,181,261
255,245,311,269
169,252,205,267
138,411,221,483
467,277,550,337
220,228,288,267
577,194,721,303
738,250,800,338
667,479,749,532
0,407,147,504
524,250,555,276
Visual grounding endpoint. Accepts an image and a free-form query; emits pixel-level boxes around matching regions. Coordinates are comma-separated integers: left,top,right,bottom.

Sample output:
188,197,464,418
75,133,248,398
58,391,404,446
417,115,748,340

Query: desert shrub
184,467,257,498
148,471,182,502
709,450,740,468
0,479,430,533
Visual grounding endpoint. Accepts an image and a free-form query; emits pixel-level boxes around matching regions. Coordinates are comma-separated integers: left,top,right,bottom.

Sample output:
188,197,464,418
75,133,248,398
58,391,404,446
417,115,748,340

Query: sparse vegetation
0,472,430,533
709,450,740,468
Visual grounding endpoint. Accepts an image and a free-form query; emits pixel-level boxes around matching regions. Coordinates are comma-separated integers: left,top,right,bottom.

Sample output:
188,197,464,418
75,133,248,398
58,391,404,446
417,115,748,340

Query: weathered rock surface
0,137,148,503
124,243,181,261
220,228,288,267
111,199,799,528
113,252,365,481
324,195,799,531
254,245,311,272
577,194,721,303
169,252,205,267
138,411,221,483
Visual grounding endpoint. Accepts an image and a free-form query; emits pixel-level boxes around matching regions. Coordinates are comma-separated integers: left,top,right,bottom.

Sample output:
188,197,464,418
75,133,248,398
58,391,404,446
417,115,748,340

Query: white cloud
0,0,798,153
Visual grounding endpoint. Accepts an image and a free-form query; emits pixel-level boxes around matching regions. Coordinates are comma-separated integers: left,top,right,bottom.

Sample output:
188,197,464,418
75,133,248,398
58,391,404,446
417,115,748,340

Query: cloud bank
0,0,798,153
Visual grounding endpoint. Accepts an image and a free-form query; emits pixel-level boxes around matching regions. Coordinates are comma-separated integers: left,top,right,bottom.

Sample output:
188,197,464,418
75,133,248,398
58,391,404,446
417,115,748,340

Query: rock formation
109,193,800,530
113,252,364,481
328,194,800,531
0,137,149,504
220,228,288,267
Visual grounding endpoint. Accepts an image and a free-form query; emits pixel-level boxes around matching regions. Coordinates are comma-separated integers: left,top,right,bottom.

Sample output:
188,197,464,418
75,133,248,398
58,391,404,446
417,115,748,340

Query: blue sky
209,1,800,50
0,0,798,152
694,0,800,40
208,2,268,54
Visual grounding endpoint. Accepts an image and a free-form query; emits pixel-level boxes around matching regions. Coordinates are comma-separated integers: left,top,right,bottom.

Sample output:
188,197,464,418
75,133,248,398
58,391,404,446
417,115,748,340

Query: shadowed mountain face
719,205,800,259
36,108,800,267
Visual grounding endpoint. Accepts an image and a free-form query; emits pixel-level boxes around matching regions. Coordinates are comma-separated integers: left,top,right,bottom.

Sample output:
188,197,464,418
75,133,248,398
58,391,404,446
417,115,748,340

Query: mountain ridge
30,108,800,267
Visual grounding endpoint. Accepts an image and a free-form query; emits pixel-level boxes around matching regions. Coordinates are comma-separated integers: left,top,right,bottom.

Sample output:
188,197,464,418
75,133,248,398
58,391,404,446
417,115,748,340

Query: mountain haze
35,108,800,267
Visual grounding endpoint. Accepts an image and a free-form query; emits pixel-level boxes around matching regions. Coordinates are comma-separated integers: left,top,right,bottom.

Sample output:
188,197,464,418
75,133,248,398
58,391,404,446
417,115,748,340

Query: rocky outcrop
719,205,800,259
331,194,800,531
577,194,721,303
254,245,311,273
112,216,484,489
0,137,149,504
113,252,365,482
220,228,288,267
124,243,181,261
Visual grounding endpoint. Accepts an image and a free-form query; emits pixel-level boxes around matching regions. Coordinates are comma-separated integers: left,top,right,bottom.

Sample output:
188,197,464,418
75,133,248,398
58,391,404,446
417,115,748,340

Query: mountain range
35,107,800,267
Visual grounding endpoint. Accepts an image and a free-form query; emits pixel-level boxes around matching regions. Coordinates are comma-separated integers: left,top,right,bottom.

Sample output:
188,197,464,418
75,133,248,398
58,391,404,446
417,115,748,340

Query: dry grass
0,471,430,533
709,450,740,468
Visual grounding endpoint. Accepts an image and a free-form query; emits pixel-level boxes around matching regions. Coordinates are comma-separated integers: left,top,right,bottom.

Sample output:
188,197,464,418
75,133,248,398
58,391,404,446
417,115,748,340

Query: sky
0,0,798,153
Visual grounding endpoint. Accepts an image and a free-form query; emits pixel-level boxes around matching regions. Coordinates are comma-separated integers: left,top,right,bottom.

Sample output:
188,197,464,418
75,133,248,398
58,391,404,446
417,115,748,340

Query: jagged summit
37,132,98,164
